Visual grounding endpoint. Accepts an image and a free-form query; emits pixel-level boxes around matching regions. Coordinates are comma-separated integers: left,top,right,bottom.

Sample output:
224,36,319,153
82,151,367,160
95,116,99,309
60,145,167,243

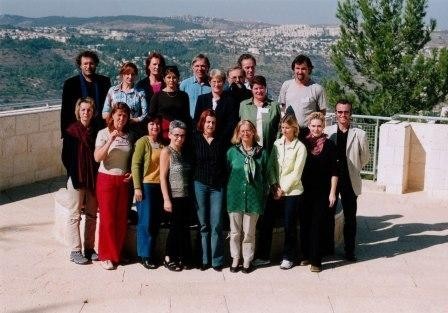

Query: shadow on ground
0,176,66,205
328,214,448,268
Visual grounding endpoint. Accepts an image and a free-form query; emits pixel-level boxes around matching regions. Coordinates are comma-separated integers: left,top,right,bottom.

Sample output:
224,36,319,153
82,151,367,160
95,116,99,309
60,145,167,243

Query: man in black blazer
61,50,111,138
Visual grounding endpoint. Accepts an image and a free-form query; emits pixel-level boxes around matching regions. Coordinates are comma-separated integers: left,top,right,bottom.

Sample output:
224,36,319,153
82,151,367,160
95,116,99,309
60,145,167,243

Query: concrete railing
0,105,64,191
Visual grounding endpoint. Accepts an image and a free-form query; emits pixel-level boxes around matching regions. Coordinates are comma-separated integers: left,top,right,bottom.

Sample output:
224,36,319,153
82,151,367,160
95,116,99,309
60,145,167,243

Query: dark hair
145,52,166,76
163,65,180,78
191,53,210,68
250,75,267,88
291,54,313,73
119,62,138,76
76,50,100,67
196,109,217,133
107,102,131,132
237,53,257,67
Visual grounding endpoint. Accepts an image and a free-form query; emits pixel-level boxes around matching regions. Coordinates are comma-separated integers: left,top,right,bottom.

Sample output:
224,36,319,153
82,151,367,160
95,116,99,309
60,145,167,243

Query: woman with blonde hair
226,120,269,273
300,112,338,272
268,114,307,270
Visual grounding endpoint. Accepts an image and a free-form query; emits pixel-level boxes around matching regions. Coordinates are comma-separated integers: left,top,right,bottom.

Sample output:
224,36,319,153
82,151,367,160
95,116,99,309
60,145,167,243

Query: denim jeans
136,183,162,260
194,180,224,267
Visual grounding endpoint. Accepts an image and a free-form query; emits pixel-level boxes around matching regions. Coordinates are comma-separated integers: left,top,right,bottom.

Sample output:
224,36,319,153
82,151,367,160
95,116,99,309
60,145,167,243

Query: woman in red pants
94,102,134,270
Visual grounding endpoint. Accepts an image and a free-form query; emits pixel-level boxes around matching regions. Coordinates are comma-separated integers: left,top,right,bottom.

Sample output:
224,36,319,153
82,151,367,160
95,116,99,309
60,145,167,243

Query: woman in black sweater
300,112,338,273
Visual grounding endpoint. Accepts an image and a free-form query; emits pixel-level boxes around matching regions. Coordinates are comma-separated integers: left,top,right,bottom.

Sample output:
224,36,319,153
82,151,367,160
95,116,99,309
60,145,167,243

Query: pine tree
327,0,448,115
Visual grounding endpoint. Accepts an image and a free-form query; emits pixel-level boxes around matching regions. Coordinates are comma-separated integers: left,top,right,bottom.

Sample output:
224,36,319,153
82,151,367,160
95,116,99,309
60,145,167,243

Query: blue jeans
194,180,224,267
136,183,162,260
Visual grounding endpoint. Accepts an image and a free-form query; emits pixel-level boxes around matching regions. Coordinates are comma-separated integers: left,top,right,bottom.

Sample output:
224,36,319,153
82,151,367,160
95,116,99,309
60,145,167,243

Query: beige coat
325,124,370,196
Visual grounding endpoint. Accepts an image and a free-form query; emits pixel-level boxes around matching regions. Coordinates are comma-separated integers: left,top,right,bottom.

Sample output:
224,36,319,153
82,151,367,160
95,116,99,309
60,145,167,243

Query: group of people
61,50,370,273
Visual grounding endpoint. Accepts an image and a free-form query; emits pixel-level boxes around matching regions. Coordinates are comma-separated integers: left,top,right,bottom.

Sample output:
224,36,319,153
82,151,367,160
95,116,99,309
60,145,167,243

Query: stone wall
0,106,64,191
377,121,448,197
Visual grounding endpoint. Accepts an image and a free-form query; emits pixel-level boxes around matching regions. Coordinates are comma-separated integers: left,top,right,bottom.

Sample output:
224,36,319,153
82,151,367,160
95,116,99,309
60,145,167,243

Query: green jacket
239,98,281,154
226,145,269,214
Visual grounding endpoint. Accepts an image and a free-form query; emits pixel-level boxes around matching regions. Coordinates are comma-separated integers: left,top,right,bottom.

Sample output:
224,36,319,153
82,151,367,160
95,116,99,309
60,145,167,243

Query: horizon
1,0,447,29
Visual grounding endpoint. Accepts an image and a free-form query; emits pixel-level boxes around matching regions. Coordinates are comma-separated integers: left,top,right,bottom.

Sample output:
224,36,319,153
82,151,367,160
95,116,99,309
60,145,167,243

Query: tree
327,0,448,115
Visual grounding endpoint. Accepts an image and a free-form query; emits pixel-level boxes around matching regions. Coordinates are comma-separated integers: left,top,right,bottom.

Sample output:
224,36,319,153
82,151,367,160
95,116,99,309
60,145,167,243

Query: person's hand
123,172,132,183
163,199,172,213
329,192,336,207
134,189,143,202
109,129,119,142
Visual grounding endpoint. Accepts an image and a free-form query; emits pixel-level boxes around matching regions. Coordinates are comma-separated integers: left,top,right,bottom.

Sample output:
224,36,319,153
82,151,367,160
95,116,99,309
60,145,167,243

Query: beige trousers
229,212,259,266
66,178,98,252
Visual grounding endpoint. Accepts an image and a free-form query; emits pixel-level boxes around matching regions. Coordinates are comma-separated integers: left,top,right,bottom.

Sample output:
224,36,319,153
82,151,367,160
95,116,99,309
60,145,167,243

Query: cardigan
131,136,164,189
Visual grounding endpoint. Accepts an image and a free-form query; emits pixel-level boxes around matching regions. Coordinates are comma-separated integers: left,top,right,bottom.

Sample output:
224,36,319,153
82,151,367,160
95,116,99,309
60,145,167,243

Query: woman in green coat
239,75,281,267
226,120,268,274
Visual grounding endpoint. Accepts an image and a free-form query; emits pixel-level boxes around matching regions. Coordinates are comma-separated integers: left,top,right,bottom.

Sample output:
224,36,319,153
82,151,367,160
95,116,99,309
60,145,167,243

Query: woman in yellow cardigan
268,114,307,270
131,115,164,269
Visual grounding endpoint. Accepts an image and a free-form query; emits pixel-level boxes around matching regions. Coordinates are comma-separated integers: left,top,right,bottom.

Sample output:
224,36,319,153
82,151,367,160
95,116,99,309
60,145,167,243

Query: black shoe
200,264,210,271
230,266,239,273
241,265,253,274
140,258,157,269
84,249,99,261
212,265,223,272
345,253,357,262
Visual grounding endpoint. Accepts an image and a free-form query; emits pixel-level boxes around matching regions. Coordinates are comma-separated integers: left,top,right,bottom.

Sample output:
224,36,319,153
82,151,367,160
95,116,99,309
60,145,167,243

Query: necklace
165,90,178,98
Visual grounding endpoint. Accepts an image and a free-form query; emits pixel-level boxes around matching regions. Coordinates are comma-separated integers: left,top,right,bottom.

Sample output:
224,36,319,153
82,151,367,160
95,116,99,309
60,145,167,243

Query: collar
113,83,135,93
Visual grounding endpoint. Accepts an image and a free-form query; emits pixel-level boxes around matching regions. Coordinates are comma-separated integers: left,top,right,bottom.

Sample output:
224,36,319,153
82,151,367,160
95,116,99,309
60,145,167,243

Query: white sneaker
100,260,115,270
280,260,294,270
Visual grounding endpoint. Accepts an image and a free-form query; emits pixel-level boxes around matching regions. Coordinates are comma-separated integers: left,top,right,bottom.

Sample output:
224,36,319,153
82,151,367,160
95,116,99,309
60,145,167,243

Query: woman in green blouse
226,120,268,274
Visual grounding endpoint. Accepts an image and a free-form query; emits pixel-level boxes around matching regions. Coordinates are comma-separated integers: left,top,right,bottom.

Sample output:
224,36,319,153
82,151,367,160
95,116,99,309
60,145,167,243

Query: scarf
66,121,97,191
305,132,327,156
238,144,262,183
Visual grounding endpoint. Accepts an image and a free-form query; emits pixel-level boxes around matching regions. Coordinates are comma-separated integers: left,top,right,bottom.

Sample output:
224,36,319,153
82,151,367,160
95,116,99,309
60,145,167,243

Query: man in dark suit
61,50,111,138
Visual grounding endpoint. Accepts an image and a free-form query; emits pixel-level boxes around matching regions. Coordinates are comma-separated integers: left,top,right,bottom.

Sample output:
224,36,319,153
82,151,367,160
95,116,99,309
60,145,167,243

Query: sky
1,0,447,29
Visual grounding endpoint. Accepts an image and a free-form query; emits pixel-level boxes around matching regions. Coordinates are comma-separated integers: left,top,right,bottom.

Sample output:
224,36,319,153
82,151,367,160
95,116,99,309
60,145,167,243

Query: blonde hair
281,114,299,137
209,68,226,82
74,97,95,121
306,112,325,126
231,120,260,145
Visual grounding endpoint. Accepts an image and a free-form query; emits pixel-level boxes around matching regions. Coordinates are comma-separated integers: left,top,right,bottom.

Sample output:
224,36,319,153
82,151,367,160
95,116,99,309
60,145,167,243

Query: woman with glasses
159,120,192,271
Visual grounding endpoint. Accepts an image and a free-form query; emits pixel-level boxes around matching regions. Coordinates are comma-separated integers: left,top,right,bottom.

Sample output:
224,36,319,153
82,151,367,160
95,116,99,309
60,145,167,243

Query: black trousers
299,194,326,267
166,197,192,263
338,177,358,255
255,195,278,261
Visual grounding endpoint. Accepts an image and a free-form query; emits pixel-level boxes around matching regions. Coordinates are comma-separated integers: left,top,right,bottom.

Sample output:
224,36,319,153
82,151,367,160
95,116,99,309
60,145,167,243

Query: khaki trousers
66,178,98,252
229,212,259,266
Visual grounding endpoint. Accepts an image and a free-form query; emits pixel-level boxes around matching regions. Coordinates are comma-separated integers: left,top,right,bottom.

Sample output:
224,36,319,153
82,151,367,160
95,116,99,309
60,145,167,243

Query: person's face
281,122,295,141
210,76,224,94
147,120,161,138
203,116,216,136
335,103,352,127
164,72,179,90
308,118,324,138
79,102,94,125
80,56,96,78
192,59,209,80
228,69,245,86
169,128,186,148
112,109,129,131
252,83,267,102
121,70,136,85
294,62,311,83
241,59,255,81
239,123,254,143
148,57,162,77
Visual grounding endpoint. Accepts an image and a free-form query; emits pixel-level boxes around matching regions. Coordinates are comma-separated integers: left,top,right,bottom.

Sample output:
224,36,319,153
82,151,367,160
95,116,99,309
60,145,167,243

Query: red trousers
96,172,129,263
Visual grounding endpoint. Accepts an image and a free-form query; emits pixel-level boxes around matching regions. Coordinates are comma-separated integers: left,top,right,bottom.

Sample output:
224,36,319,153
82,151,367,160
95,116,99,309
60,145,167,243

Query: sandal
163,259,182,272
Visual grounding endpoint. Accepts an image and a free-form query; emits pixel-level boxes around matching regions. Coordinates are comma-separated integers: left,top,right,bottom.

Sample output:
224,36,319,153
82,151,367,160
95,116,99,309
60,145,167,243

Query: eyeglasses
171,133,185,138
336,110,351,115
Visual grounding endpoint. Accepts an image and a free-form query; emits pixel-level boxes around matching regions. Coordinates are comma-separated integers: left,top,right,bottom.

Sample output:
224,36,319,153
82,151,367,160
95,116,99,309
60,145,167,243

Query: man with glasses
325,99,370,261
